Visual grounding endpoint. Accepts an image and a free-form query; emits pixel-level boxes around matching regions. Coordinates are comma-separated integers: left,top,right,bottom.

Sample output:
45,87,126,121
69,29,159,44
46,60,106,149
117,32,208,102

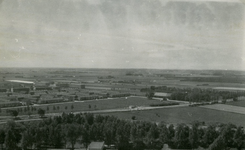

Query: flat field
226,100,245,107
201,104,245,115
103,106,245,127
2,97,170,115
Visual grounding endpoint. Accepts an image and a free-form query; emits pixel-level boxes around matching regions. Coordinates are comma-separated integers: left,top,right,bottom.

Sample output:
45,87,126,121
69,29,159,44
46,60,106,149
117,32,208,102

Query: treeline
149,102,179,107
179,76,245,83
142,86,245,102
0,113,244,150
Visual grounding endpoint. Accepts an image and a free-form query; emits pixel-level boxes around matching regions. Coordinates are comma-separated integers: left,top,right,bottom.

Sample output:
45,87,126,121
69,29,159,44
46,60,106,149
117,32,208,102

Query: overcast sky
0,0,244,70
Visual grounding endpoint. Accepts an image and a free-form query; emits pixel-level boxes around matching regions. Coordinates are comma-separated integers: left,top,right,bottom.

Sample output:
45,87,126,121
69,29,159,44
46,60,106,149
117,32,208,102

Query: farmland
103,106,245,127
200,104,245,115
1,68,245,127
226,100,245,107
1,97,177,116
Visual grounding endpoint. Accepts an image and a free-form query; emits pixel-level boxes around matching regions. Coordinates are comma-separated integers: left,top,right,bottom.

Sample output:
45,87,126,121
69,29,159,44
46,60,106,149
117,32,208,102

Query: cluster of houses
0,79,147,109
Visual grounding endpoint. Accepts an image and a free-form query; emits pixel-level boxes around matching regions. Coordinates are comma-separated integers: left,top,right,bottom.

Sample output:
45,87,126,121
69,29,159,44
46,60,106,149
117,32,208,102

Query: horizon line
0,67,244,71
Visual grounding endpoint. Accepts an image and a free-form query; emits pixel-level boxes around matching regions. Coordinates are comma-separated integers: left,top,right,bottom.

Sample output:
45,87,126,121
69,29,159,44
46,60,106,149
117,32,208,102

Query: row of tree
0,113,244,150
143,86,245,102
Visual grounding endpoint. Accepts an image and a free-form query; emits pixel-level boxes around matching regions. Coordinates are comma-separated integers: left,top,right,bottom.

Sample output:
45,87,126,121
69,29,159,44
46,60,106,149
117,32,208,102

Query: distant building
153,92,171,100
88,142,104,150
12,87,30,93
0,101,22,108
6,80,35,85
85,86,111,90
69,84,85,89
38,98,64,104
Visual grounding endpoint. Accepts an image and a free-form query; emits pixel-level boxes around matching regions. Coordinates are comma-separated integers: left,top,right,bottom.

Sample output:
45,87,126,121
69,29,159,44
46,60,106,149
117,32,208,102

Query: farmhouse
85,86,111,90
88,142,104,150
38,98,64,104
153,92,171,100
0,101,22,108
6,80,35,85
69,83,85,89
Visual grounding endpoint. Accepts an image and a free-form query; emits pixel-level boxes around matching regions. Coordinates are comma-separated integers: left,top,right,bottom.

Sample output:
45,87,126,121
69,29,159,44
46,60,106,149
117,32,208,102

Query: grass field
201,104,245,115
226,100,245,107
103,106,245,127
1,97,169,115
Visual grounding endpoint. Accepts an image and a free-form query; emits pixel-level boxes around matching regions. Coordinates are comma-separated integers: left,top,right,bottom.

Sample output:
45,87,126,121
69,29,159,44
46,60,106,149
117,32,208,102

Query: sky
0,0,245,70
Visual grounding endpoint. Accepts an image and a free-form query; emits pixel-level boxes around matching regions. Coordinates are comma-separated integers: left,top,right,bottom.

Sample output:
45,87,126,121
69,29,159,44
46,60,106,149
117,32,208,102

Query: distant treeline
0,113,244,150
179,77,245,83
142,86,245,102
149,102,179,107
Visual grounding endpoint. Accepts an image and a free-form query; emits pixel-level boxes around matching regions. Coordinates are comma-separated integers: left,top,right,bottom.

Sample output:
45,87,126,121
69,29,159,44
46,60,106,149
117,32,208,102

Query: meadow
226,100,245,107
103,106,245,127
1,97,171,115
201,104,245,115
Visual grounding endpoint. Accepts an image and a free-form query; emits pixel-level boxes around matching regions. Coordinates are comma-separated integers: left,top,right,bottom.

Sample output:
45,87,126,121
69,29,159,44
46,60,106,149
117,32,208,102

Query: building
88,142,104,150
0,101,22,108
69,83,85,89
38,98,64,104
153,92,171,100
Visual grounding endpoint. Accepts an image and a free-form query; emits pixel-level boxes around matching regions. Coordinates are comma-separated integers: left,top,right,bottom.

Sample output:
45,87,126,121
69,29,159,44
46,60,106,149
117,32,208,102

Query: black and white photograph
0,0,245,149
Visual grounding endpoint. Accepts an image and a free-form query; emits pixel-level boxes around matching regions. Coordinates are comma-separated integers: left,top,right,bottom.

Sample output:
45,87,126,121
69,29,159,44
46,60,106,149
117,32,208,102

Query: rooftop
89,142,104,149
6,80,35,84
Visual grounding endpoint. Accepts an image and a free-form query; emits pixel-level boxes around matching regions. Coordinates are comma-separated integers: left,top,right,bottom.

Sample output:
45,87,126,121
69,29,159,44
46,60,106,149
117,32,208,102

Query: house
88,142,104,150
154,92,171,100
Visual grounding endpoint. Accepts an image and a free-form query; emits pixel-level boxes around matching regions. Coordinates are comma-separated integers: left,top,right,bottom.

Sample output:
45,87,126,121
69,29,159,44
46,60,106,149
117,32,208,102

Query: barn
88,142,104,150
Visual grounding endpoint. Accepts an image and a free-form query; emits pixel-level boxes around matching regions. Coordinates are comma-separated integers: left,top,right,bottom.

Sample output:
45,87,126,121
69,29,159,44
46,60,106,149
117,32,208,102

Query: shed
88,142,104,150
154,92,171,98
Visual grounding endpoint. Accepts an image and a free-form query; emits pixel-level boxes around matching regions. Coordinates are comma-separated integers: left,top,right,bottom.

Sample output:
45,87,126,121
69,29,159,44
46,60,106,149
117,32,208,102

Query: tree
80,124,90,148
37,108,45,118
201,125,218,148
21,131,33,150
5,121,22,150
233,126,245,150
0,129,5,150
233,97,238,101
132,140,145,150
145,124,160,149
49,124,64,148
64,124,82,150
172,124,191,149
158,123,169,145
9,110,18,119
146,91,154,99
189,123,199,149
27,111,32,118
209,136,228,150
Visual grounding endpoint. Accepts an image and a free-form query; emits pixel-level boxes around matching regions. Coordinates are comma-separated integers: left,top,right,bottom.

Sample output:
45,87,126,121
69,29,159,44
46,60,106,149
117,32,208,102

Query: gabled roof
89,142,104,149
154,92,171,97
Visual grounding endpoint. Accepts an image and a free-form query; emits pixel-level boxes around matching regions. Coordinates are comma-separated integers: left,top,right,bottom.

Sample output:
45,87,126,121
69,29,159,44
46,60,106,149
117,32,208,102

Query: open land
102,106,245,127
0,68,245,126
200,104,245,115
226,100,245,107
